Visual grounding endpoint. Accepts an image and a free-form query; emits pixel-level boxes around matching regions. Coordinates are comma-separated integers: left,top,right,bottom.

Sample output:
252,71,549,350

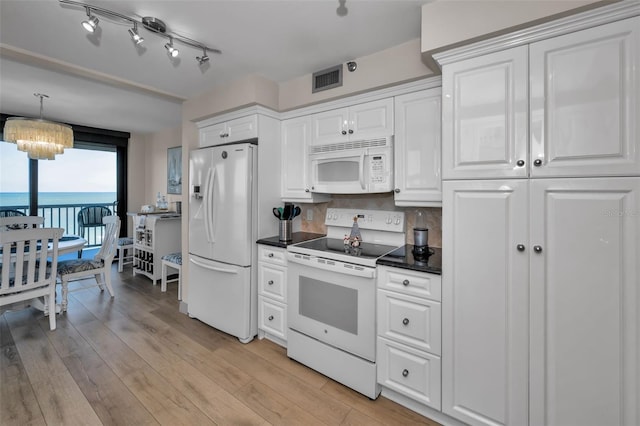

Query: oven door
287,252,377,361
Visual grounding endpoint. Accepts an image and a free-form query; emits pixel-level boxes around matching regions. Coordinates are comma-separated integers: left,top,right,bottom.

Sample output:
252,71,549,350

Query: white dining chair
0,216,45,230
57,216,120,312
0,227,64,330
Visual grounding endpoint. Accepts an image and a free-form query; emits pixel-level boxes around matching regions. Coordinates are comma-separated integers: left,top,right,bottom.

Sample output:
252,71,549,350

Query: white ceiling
0,0,428,134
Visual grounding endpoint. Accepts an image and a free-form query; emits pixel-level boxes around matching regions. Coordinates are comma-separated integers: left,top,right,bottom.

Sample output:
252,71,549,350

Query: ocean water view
0,192,117,207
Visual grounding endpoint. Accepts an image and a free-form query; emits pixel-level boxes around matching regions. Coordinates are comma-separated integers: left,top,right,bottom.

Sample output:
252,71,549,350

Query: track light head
81,7,99,32
196,47,209,65
128,24,144,45
165,38,179,58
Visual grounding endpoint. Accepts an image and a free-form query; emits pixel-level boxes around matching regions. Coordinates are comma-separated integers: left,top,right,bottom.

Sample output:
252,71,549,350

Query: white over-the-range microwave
308,136,393,194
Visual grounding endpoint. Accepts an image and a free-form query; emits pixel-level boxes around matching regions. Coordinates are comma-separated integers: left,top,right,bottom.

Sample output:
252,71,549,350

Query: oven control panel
324,208,405,233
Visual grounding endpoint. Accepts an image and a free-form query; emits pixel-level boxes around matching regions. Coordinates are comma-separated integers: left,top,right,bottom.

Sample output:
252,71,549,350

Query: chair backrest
0,227,64,299
95,216,121,264
0,216,45,231
78,206,112,228
0,209,26,218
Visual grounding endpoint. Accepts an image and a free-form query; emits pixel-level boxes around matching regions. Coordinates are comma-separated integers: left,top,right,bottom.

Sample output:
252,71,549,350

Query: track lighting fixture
165,37,179,58
128,22,144,45
81,7,99,33
197,48,210,65
60,0,221,66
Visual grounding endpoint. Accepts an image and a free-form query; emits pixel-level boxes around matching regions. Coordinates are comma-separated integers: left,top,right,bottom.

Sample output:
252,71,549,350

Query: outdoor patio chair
77,206,112,257
1,226,64,330
57,216,120,312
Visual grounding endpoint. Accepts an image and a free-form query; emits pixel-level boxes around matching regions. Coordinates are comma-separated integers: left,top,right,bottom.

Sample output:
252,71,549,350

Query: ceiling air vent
312,64,343,93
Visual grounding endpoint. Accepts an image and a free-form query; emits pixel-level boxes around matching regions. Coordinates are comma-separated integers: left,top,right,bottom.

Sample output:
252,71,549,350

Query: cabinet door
394,89,442,206
226,115,257,142
348,98,394,141
282,117,312,198
200,122,227,147
312,107,349,145
530,17,640,178
258,262,287,302
442,180,529,426
281,116,330,202
377,337,441,410
530,177,639,426
442,46,529,180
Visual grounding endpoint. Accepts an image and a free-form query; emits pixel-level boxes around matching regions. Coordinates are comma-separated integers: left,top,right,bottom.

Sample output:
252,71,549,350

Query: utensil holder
279,220,292,242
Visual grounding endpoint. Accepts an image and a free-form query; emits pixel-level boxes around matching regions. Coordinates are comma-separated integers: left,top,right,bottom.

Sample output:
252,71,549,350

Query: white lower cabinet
442,177,640,426
377,266,442,411
377,337,441,408
442,180,529,426
257,244,288,346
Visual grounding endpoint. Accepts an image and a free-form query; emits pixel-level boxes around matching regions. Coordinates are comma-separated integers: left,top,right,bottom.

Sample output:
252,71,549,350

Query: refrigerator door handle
189,257,238,274
203,167,216,244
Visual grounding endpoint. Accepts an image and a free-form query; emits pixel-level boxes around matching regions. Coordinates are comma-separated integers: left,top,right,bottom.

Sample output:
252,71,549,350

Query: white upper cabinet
529,17,640,177
442,46,529,180
394,88,442,207
443,16,640,180
529,177,639,426
200,114,258,147
311,98,393,146
281,116,330,202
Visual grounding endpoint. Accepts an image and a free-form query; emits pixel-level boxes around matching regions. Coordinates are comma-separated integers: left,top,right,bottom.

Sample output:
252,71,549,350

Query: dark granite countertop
257,232,325,248
377,245,442,275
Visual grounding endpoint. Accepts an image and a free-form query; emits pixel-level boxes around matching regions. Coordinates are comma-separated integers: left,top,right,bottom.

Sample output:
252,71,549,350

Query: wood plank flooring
1,263,441,425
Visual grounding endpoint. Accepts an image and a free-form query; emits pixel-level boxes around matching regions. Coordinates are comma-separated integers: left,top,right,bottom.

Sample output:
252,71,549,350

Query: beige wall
127,133,147,236
183,74,279,124
279,38,434,111
421,0,607,59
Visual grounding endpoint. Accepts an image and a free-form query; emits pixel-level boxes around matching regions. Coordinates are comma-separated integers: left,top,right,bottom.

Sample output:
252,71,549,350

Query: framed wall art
167,146,182,195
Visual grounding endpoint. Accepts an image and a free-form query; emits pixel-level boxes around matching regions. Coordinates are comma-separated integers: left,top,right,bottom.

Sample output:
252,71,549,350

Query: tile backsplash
297,193,442,247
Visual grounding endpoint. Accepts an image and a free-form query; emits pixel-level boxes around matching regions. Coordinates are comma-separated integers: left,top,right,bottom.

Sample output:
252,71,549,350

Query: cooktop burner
291,237,399,261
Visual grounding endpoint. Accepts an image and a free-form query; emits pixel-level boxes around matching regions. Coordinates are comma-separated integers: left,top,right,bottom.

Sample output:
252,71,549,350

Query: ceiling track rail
58,0,221,54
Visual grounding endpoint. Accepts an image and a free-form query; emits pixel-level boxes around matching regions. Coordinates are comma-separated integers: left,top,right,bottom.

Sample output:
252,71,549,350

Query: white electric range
287,208,405,399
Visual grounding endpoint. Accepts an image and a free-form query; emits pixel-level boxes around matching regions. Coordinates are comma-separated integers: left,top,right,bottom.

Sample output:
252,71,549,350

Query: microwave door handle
359,151,366,190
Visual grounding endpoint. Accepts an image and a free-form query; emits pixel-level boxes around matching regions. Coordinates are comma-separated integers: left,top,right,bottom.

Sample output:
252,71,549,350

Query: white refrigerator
188,142,258,343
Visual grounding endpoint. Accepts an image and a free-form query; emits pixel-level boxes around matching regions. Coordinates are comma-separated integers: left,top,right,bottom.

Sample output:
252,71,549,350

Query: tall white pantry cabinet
437,6,639,426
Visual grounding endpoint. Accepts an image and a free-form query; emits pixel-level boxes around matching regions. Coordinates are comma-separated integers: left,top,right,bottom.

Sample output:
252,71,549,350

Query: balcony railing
1,203,115,247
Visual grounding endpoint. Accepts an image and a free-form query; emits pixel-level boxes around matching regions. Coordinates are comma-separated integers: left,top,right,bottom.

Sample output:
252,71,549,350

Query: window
1,114,129,237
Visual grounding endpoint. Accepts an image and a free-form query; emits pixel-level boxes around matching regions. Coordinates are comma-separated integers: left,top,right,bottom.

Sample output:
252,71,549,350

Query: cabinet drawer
258,245,287,266
258,262,286,302
377,337,441,410
258,296,287,341
378,266,441,301
378,290,441,355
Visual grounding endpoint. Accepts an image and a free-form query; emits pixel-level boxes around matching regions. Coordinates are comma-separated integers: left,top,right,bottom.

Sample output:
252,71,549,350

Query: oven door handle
287,252,376,279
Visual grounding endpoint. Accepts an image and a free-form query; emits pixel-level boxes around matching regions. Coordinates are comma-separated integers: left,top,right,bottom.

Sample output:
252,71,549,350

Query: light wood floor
1,263,441,426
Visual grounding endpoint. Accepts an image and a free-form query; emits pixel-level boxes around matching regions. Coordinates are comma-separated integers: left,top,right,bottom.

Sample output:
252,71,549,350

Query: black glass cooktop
292,237,399,260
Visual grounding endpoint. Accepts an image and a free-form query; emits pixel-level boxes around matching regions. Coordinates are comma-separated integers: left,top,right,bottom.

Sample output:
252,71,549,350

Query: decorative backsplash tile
298,193,442,247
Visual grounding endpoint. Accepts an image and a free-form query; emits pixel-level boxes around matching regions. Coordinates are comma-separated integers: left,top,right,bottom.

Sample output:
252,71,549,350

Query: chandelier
3,94,74,160
59,0,221,65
